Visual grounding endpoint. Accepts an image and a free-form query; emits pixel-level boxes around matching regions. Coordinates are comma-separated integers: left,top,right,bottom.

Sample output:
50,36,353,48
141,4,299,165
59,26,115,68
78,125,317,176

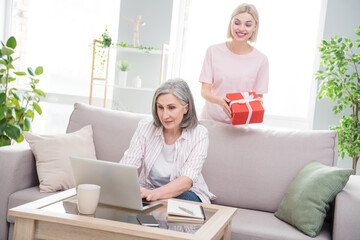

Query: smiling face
230,12,257,42
156,93,188,133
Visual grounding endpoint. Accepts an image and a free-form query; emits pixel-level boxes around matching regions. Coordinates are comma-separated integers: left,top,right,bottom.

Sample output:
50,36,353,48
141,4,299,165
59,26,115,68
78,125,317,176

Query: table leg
14,218,35,240
220,222,231,240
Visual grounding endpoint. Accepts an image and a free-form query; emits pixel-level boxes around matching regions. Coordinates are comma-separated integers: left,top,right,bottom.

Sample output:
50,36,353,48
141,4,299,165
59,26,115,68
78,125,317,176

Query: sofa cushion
7,186,54,224
275,161,352,237
200,119,338,213
24,125,97,192
66,103,148,162
231,208,331,240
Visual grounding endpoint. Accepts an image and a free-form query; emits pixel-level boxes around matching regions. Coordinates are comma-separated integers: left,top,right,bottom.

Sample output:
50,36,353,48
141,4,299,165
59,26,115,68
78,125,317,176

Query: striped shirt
121,118,215,203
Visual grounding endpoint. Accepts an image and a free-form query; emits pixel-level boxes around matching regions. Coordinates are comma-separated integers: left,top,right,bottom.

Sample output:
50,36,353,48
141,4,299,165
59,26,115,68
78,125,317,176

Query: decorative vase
118,70,128,88
133,75,142,88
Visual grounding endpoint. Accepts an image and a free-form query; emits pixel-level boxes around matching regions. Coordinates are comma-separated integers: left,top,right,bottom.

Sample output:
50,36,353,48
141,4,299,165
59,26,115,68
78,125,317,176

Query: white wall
313,0,360,130
313,0,360,173
118,0,173,49
111,0,174,113
116,0,173,88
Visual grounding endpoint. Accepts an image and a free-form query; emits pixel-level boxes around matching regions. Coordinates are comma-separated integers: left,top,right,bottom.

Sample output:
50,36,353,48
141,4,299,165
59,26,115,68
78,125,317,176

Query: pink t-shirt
199,42,269,123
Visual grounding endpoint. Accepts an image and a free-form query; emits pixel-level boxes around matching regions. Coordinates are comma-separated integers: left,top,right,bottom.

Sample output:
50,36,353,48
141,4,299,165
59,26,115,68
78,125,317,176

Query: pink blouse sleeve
253,56,269,94
198,47,213,85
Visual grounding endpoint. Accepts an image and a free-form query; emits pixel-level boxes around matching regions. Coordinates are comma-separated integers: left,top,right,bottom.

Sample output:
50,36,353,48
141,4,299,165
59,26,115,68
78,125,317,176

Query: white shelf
93,83,155,92
111,45,163,55
89,40,172,108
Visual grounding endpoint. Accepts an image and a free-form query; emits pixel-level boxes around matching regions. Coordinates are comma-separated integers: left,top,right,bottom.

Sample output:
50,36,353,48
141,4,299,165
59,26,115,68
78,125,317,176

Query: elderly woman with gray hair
121,79,215,203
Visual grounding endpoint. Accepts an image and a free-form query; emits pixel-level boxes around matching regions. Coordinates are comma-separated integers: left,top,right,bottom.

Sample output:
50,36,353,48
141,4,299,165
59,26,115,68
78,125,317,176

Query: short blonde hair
226,3,259,42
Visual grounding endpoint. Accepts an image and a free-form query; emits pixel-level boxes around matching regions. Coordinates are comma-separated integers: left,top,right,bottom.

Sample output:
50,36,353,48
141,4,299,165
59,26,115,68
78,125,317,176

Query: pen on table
178,206,194,216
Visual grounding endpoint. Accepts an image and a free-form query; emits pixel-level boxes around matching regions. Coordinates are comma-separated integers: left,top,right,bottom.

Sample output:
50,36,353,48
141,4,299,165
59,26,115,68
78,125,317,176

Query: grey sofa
1,102,360,240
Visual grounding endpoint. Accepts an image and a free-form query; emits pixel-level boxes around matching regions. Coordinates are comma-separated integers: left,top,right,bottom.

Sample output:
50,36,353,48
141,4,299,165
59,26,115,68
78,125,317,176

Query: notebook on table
70,156,162,211
167,199,206,223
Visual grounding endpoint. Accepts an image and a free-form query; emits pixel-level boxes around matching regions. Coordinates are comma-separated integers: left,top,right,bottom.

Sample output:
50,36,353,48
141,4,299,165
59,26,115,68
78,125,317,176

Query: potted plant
0,36,45,146
116,60,131,87
100,27,112,48
92,27,112,79
315,25,360,174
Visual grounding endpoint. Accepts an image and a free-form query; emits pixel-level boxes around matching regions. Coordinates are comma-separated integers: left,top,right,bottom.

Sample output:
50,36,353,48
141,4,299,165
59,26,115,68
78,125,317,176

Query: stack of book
166,199,206,224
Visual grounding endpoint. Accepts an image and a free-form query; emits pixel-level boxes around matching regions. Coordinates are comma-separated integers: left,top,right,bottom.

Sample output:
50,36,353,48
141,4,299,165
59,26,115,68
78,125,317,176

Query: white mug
77,184,101,215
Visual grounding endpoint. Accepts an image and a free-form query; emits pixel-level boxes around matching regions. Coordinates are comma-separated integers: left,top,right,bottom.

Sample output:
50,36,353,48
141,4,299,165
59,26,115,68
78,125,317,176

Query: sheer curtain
178,0,325,129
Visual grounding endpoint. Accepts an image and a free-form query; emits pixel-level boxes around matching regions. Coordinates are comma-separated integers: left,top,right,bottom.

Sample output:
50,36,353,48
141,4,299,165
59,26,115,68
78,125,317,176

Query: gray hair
152,78,198,129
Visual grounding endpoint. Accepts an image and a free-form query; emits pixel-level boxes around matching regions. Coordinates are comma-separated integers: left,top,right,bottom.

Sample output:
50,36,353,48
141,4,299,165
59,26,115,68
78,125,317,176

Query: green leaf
15,134,24,143
11,97,20,108
0,118,7,132
0,92,5,104
12,92,20,100
0,106,5,120
13,71,27,76
27,67,35,76
34,89,46,97
6,36,17,49
1,46,14,56
24,117,31,130
7,77,16,83
7,63,14,70
16,107,26,115
33,102,42,115
5,124,21,140
0,135,11,147
26,109,34,120
35,66,43,75
32,78,40,84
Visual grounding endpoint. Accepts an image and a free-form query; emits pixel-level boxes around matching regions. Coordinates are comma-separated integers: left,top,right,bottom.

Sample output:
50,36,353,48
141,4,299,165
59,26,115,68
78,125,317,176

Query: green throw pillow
275,160,352,237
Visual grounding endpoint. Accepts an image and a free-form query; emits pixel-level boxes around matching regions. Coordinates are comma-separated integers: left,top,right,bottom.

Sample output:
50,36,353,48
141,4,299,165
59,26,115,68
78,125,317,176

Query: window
7,0,326,131
178,0,326,128
11,0,120,96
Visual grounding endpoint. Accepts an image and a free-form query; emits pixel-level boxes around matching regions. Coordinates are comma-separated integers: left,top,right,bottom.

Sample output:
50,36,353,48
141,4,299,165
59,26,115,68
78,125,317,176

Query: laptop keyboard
142,200,151,207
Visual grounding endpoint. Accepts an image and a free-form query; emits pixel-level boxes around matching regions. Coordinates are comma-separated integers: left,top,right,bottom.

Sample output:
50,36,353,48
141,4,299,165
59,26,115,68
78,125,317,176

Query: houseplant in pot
315,25,360,174
116,60,131,87
0,36,45,146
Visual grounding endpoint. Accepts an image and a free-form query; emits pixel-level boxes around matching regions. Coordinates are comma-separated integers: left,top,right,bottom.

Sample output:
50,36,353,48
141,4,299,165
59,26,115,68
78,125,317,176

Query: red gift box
226,92,264,125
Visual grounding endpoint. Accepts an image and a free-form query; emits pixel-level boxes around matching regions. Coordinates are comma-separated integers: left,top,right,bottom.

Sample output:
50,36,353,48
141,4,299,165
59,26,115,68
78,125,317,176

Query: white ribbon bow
229,92,260,124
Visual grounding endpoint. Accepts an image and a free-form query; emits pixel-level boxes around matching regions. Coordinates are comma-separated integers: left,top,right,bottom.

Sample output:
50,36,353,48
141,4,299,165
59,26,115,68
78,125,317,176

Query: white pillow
24,125,97,192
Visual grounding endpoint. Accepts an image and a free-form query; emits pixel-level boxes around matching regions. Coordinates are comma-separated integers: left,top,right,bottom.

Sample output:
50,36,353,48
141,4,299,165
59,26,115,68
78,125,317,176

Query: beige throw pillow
24,125,97,192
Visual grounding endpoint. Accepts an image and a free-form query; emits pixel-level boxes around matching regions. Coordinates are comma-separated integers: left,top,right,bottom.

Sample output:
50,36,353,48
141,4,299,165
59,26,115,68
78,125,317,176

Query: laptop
69,156,162,211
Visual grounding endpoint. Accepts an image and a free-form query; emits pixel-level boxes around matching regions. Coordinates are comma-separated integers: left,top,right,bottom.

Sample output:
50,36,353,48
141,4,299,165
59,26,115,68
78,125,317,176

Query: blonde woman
199,3,269,124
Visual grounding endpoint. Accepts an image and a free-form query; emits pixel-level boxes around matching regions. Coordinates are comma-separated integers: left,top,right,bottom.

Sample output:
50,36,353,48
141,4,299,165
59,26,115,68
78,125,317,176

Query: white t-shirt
148,143,175,188
199,42,269,123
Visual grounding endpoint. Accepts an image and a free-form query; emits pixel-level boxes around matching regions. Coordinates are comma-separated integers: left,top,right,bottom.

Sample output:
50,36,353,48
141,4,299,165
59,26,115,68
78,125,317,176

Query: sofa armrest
333,175,360,240
0,144,38,192
0,144,38,240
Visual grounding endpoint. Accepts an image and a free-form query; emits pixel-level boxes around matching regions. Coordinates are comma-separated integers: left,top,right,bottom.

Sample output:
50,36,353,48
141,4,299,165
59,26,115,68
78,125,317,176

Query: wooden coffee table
8,188,237,240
